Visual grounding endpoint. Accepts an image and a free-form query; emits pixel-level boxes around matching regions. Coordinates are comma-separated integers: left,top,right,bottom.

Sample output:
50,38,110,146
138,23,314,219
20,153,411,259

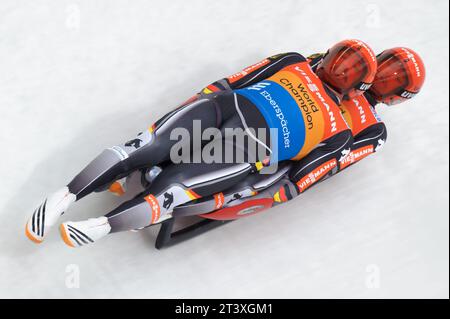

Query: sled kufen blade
155,217,232,249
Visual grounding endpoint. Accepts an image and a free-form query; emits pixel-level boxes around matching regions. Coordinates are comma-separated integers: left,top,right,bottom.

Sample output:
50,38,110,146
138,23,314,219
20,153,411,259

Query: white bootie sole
60,217,111,248
25,187,76,244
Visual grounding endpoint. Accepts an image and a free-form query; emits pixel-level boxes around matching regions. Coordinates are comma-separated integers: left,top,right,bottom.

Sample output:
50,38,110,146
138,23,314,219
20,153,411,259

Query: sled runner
154,163,293,249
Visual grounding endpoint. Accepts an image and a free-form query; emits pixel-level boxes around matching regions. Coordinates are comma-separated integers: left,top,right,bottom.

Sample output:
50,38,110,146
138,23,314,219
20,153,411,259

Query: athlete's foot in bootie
25,187,76,244
108,176,128,196
60,217,111,248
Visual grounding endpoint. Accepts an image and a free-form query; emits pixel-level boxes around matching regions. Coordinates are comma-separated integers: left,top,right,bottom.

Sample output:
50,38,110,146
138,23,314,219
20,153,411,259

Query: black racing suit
66,52,354,232
237,54,388,205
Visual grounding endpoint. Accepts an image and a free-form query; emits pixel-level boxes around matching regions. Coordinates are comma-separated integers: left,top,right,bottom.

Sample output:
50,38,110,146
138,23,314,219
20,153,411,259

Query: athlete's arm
200,52,306,96
340,122,387,168
288,129,354,194
338,93,387,169
273,96,386,204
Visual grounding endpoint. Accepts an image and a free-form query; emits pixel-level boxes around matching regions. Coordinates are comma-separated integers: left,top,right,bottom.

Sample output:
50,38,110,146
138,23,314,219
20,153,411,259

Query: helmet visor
320,45,369,94
370,53,409,100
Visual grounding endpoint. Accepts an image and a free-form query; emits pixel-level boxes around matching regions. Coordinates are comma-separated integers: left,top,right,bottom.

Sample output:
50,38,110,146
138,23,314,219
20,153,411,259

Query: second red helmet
369,47,426,105
316,39,377,100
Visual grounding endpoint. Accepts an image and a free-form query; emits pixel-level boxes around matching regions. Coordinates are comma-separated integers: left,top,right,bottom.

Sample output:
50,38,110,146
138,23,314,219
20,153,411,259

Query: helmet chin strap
316,72,344,104
322,82,343,104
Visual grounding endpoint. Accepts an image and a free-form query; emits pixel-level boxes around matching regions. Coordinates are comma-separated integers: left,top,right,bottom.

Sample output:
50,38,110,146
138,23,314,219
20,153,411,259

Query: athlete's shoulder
307,53,325,71
268,52,307,63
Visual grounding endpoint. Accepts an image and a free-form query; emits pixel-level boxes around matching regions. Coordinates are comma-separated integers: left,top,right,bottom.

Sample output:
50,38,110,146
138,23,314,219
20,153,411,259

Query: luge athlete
26,40,381,247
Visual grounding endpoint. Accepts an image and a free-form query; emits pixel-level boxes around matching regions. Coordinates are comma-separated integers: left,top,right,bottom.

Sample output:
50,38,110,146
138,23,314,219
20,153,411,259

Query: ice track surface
0,0,448,298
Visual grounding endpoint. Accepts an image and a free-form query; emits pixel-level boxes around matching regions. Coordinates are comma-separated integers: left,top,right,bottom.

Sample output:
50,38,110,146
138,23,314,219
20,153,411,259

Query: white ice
0,0,448,298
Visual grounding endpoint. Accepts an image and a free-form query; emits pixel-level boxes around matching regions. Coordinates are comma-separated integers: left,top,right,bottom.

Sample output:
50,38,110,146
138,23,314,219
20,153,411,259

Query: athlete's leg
68,98,224,200
60,159,255,247
58,122,276,248
26,97,224,243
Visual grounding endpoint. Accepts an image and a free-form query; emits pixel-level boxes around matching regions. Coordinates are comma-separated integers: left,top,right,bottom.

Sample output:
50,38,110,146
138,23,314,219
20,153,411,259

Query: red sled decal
200,198,274,221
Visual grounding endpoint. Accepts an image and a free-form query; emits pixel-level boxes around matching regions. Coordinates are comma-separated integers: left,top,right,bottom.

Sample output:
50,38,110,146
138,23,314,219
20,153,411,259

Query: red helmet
316,39,377,100
369,47,426,105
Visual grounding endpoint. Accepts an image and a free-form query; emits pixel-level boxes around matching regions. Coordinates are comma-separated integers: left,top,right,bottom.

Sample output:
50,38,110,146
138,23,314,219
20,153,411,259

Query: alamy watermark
121,121,281,174
365,264,381,289
365,4,381,29
65,264,80,289
169,120,278,168
65,4,81,31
